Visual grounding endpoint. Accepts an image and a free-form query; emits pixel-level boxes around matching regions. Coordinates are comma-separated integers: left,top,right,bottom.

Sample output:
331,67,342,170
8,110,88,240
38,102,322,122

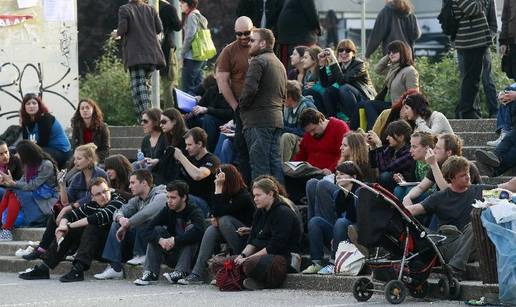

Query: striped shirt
453,0,493,49
64,193,124,226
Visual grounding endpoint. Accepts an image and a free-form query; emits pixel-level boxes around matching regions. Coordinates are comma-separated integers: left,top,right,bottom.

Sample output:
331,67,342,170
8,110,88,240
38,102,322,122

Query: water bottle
136,149,146,168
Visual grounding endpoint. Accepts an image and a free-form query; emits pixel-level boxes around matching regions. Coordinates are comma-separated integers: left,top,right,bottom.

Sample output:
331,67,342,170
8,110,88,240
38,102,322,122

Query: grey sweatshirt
113,185,167,227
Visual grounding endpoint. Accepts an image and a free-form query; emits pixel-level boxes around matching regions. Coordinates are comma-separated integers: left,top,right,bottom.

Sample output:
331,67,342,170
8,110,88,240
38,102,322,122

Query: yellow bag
191,25,216,61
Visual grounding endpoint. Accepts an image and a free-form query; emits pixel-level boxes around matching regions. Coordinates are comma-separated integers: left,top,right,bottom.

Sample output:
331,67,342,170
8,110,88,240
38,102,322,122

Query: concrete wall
0,0,78,132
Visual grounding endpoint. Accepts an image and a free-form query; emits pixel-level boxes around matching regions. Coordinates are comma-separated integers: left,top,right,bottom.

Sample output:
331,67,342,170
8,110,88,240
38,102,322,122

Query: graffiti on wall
0,0,78,131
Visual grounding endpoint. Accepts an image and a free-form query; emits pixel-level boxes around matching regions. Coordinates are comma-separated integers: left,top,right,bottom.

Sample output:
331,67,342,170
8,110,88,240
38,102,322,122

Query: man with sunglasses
216,16,254,184
19,177,125,282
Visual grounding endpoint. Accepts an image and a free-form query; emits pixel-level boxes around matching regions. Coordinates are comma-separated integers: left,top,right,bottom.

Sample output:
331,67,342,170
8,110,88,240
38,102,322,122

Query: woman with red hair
19,94,71,169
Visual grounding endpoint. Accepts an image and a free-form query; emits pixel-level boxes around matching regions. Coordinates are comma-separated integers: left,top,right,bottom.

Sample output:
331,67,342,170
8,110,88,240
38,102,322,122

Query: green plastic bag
191,26,216,61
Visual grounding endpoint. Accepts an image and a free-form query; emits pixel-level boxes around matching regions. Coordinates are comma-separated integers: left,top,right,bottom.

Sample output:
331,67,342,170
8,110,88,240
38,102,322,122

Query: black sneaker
134,271,158,286
475,150,500,168
59,268,84,282
163,270,187,284
242,277,265,290
22,249,44,261
177,273,203,285
19,265,50,280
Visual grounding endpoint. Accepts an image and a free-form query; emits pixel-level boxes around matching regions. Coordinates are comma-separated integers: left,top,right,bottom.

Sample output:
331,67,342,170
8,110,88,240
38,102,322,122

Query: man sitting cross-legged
405,156,497,278
18,178,124,282
133,180,206,286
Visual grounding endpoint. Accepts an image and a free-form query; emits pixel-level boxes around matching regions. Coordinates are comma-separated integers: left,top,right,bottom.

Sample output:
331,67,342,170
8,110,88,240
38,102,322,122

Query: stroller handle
336,178,379,194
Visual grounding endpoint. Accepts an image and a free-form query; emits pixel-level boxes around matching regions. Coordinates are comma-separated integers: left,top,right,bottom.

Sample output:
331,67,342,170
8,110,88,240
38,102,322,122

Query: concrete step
109,126,144,138
449,119,496,133
110,136,144,149
12,228,45,242
110,148,139,161
462,146,491,161
0,241,39,257
456,132,498,147
0,255,497,301
482,176,513,185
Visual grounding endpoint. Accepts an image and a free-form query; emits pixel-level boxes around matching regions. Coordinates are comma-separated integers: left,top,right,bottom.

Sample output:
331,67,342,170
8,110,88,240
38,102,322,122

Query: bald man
216,16,253,184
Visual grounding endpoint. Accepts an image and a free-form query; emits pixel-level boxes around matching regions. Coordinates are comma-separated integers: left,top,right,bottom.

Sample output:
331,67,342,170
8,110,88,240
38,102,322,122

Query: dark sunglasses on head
235,30,251,37
337,48,353,53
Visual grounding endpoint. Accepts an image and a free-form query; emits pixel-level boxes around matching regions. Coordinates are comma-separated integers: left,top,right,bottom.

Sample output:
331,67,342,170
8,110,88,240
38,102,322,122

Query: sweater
365,2,421,58
283,96,317,136
452,0,493,49
23,113,71,153
64,193,124,226
374,55,419,103
143,202,206,248
293,117,350,172
182,10,208,60
369,143,416,181
114,185,167,227
248,200,301,257
414,111,454,135
71,122,110,163
211,189,255,227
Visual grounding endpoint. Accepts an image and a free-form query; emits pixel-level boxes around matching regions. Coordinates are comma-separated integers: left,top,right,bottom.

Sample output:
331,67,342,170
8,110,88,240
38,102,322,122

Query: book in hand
398,181,420,187
283,161,324,178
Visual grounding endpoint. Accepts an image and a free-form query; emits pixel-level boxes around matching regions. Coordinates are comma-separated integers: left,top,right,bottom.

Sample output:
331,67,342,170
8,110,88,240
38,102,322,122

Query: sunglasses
337,48,353,54
141,119,149,124
388,50,400,55
235,31,251,37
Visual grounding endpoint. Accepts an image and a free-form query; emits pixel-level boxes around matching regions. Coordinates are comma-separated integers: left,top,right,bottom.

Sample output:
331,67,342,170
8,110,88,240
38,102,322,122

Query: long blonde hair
75,143,98,168
339,131,369,166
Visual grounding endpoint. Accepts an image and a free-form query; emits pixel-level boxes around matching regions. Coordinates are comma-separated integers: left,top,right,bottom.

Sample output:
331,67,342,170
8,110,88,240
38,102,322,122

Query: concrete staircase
0,119,504,300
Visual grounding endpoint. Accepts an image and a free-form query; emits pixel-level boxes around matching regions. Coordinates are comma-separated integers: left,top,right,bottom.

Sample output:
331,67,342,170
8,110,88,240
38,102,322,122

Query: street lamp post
361,0,366,58
150,0,160,108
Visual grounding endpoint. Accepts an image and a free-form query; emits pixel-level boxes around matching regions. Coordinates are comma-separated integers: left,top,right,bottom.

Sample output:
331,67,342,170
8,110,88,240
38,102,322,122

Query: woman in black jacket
234,177,301,290
178,164,255,285
318,39,376,118
70,98,110,164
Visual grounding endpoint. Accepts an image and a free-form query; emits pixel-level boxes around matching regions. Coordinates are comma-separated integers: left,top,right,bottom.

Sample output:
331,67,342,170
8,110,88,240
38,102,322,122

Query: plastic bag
481,209,516,304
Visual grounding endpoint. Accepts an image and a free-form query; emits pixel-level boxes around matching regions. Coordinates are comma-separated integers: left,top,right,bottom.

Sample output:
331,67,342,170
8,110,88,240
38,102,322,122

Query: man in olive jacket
239,28,287,183
114,0,166,120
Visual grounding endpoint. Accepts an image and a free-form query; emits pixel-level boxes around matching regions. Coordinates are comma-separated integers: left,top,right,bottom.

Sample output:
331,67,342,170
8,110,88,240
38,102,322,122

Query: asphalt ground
0,273,466,307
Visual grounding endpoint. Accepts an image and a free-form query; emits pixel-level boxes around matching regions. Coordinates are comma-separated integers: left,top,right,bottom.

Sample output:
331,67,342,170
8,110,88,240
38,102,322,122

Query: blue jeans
214,134,235,164
379,171,396,192
189,194,210,218
13,190,43,226
308,216,352,260
496,102,515,133
187,114,225,152
102,222,147,268
243,127,284,183
181,59,204,95
457,48,498,116
306,179,340,223
495,129,516,175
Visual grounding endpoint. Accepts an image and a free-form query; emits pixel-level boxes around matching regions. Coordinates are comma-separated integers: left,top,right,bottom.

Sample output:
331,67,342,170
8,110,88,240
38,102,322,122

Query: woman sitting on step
0,140,59,241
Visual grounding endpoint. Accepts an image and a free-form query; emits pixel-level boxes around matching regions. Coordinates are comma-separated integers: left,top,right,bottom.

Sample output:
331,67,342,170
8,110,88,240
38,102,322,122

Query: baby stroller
347,180,460,304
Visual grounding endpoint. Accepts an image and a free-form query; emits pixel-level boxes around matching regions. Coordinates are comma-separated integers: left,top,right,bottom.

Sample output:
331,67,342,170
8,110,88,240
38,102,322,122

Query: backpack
438,0,459,41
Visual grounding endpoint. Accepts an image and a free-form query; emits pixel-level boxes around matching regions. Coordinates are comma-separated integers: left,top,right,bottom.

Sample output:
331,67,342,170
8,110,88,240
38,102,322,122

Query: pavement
0,273,466,307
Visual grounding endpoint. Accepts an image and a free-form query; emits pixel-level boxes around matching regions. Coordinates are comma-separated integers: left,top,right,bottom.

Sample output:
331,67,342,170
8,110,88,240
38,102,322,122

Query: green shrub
80,38,136,126
367,49,511,118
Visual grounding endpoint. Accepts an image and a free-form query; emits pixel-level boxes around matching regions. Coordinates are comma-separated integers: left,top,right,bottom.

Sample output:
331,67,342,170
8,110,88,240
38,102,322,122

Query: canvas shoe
94,265,124,280
163,271,187,284
301,263,323,274
15,246,35,258
18,264,50,280
134,271,158,286
177,273,204,285
486,131,507,147
475,150,501,168
317,264,335,275
127,255,146,266
59,267,84,282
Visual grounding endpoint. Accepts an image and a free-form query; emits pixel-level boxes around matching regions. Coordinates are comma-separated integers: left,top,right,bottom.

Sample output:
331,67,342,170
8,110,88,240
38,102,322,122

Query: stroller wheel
438,277,460,299
353,277,374,302
409,281,428,298
384,280,407,304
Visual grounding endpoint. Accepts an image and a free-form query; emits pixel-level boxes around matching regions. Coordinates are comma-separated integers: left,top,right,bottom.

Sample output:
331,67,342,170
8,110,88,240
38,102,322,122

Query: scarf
384,62,401,89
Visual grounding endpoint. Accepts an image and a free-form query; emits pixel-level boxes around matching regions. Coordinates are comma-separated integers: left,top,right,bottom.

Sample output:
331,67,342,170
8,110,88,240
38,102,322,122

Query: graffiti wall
0,0,78,132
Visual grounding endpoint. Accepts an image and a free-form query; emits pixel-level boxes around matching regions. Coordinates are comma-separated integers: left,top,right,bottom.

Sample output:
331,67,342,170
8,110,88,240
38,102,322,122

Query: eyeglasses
235,31,251,37
337,48,353,54
160,119,169,125
141,119,149,124
93,189,110,197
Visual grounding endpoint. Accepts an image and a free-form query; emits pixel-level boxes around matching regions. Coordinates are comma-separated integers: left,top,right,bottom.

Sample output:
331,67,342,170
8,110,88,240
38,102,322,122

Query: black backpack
438,0,459,41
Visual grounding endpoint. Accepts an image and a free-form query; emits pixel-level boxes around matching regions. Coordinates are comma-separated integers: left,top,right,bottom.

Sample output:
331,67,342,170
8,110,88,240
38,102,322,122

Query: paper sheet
17,0,38,9
44,0,74,21
175,88,197,113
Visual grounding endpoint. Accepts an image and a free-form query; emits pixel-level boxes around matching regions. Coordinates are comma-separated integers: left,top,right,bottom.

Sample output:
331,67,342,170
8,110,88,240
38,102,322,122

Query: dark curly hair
404,93,432,120
19,93,49,126
71,98,104,130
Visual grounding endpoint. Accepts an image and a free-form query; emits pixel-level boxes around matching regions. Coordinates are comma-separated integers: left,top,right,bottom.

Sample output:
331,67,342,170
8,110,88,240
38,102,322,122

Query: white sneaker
486,131,507,147
127,255,146,266
15,246,35,258
94,266,124,280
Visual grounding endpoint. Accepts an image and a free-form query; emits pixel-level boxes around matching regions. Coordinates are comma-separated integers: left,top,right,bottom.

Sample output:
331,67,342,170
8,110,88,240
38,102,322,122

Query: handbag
215,258,245,291
191,15,216,61
334,241,365,276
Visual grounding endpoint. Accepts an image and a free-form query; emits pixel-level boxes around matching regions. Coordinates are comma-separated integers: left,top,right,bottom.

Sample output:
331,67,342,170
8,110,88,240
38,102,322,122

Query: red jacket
293,117,349,172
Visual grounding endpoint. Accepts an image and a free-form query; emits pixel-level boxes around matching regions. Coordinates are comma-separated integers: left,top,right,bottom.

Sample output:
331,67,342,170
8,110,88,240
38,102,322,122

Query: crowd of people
0,0,516,292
